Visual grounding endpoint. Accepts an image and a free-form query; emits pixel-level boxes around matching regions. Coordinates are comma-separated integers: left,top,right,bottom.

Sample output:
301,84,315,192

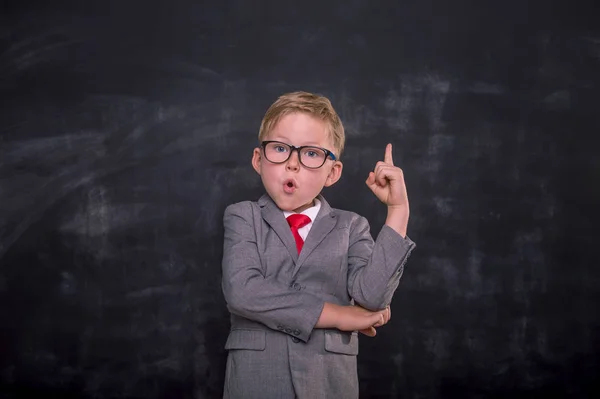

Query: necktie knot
286,214,311,230
286,214,311,254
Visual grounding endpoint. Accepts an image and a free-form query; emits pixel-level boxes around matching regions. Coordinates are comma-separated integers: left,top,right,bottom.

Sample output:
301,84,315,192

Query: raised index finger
384,143,394,165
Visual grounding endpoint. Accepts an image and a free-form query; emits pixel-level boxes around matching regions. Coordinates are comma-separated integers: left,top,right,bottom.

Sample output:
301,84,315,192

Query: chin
272,197,306,212
275,200,299,212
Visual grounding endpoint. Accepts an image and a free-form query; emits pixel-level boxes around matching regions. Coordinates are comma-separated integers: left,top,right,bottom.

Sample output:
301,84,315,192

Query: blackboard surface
1,1,599,398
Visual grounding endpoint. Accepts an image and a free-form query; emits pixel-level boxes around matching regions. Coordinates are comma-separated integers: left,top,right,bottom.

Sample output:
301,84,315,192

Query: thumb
359,326,377,337
371,312,385,327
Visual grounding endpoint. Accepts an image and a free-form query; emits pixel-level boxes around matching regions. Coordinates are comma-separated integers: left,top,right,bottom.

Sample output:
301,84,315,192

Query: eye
302,147,324,159
274,145,288,153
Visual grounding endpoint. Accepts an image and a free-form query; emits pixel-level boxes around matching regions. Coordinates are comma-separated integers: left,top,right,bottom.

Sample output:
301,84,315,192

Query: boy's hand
366,144,410,237
358,305,391,337
338,305,391,337
366,144,409,208
316,303,391,337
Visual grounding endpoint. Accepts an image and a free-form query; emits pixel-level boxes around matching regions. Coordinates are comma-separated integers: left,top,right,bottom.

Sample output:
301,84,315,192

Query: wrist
385,205,409,238
317,302,342,329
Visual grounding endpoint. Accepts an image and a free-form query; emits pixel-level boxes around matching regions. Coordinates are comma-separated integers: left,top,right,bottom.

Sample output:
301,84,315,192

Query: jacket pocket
225,328,266,351
324,330,359,356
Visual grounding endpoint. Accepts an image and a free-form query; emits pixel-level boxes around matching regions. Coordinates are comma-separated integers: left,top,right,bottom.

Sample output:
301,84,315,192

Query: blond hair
258,91,345,158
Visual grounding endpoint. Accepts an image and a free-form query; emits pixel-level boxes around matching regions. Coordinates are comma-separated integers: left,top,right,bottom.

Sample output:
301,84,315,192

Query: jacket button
277,325,284,330
293,329,300,336
285,328,292,334
292,337,301,343
293,283,302,291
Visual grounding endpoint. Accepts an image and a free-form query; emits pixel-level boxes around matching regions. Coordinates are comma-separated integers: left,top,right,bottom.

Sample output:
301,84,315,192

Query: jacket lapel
293,195,337,277
258,194,299,263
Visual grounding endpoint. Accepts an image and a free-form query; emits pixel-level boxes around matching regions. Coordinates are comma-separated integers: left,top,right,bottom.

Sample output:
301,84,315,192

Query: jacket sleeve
221,202,325,342
346,215,416,311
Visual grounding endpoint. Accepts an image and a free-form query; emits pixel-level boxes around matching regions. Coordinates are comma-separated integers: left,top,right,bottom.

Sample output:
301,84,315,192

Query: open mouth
283,179,296,194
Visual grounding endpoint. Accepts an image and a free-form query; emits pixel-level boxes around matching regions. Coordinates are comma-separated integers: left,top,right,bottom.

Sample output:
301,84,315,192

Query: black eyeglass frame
260,140,337,169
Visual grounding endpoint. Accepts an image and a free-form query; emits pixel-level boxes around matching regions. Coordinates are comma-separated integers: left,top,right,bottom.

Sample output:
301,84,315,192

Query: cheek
261,165,280,183
260,162,274,175
306,171,329,186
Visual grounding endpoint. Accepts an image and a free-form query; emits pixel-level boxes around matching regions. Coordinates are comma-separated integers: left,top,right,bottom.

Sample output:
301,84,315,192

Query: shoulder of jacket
328,207,369,228
224,200,259,215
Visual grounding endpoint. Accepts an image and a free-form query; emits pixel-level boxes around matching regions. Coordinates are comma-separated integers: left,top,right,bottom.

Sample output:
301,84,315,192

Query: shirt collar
283,198,321,223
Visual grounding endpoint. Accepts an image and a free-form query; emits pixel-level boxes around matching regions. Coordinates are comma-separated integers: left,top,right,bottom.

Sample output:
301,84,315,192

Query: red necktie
286,214,311,254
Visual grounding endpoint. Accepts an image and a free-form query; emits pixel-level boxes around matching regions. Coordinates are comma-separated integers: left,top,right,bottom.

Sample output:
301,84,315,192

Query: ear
251,147,262,175
324,161,343,187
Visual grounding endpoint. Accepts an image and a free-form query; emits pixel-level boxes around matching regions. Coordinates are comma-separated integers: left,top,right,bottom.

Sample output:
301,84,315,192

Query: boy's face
252,112,343,213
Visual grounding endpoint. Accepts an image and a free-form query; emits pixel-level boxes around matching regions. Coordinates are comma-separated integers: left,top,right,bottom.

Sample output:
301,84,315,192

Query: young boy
221,91,415,398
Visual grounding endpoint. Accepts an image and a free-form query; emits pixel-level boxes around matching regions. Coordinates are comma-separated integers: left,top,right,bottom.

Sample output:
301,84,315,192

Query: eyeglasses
261,141,337,169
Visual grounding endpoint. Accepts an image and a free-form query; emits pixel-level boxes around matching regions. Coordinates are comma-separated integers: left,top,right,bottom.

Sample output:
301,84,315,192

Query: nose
286,149,300,171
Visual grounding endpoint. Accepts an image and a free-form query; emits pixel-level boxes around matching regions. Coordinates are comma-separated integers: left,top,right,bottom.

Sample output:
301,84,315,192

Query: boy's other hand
366,144,409,209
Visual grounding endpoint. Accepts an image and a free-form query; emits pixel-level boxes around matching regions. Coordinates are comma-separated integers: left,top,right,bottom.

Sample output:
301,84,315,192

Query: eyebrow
269,138,325,147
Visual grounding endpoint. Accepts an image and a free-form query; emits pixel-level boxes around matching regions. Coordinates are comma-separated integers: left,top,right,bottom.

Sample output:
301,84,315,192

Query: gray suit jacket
222,194,415,399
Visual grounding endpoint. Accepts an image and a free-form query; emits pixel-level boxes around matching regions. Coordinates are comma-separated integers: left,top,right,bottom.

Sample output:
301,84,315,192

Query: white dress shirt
283,198,321,241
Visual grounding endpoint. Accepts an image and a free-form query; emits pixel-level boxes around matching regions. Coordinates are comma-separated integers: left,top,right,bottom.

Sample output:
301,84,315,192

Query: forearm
227,285,363,336
223,273,325,342
347,220,416,311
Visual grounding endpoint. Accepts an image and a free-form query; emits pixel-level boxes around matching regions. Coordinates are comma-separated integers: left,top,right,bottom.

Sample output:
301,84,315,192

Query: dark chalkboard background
1,1,599,398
